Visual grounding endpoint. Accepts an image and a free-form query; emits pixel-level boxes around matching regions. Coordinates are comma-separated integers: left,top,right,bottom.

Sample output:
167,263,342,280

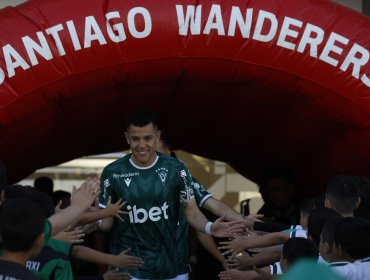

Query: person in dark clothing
257,168,301,225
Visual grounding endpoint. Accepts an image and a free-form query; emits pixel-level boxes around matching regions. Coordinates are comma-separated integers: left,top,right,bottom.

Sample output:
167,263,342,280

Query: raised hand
53,225,85,244
218,235,250,256
106,196,128,221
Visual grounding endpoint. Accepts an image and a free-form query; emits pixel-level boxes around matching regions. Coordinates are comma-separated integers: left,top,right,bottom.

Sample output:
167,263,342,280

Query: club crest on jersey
124,178,132,187
156,167,169,186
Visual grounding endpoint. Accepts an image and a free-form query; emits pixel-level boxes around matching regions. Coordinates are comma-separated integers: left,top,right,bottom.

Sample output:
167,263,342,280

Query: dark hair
34,176,54,194
326,175,360,215
52,190,71,208
283,237,319,264
335,217,370,259
307,207,341,247
159,131,172,149
300,198,315,216
4,184,55,218
125,110,158,131
320,217,343,247
0,198,44,252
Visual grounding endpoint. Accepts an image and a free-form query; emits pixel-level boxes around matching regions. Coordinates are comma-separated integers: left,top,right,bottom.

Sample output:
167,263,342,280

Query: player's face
125,123,160,167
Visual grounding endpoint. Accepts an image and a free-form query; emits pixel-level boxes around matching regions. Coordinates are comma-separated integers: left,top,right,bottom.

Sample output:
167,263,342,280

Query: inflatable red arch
0,0,369,195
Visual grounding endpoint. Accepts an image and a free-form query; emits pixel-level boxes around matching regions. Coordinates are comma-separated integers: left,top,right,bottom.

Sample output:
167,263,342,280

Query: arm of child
72,246,144,269
219,231,290,256
48,178,98,236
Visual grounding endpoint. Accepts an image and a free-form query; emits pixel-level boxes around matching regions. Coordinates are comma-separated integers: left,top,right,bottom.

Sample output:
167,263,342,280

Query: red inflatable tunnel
0,0,369,195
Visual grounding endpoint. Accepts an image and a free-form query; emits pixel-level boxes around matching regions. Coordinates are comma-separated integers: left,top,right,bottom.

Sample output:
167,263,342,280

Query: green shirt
99,153,194,279
27,222,73,280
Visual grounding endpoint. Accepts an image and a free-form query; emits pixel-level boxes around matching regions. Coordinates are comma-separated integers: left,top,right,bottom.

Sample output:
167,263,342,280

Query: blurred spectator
34,176,54,199
257,168,301,225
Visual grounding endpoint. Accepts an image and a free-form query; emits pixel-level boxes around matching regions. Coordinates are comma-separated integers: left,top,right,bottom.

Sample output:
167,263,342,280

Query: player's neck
130,154,159,169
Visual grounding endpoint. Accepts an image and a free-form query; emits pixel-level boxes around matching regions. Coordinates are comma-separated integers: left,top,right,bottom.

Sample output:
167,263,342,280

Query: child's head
280,237,319,272
319,217,343,262
307,207,341,247
335,217,370,261
325,176,360,216
0,198,45,257
300,198,315,229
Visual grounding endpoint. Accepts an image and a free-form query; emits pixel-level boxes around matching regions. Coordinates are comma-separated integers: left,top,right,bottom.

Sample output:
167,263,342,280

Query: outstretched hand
71,177,100,210
53,226,85,244
218,235,250,256
106,196,128,221
112,248,144,269
211,215,246,238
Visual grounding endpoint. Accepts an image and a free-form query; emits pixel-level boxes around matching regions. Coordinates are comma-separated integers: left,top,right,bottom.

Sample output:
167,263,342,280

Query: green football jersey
99,153,194,279
176,178,212,274
18,222,73,280
27,238,73,280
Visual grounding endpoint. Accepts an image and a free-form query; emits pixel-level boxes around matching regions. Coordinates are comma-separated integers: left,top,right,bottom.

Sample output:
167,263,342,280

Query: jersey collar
129,154,159,169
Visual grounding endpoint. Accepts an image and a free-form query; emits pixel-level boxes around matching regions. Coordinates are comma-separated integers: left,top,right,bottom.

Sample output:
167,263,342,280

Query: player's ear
156,130,161,141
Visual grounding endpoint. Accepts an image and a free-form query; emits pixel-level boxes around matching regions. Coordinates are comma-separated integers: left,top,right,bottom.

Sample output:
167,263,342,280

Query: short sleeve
191,178,212,208
178,166,194,204
99,169,113,209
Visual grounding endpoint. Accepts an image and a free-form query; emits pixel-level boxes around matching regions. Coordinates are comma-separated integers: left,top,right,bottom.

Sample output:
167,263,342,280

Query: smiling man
98,109,244,280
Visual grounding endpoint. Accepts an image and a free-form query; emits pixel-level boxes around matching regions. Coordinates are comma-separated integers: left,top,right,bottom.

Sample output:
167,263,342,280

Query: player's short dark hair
125,110,158,131
321,217,343,246
282,237,319,264
335,217,370,259
326,175,360,214
307,207,341,247
300,198,315,216
0,198,44,252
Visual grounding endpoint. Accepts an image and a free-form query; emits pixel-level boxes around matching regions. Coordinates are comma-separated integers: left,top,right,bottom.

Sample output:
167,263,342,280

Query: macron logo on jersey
127,202,169,223
124,178,131,187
